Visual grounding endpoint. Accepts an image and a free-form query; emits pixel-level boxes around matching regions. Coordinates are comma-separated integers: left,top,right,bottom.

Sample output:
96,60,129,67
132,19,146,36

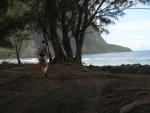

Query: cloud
109,38,150,51
123,40,150,50
113,20,150,32
103,32,150,51
103,20,150,51
102,8,150,51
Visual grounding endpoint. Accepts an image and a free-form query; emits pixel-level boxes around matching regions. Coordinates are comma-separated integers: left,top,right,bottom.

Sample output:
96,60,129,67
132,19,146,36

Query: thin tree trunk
14,38,22,64
75,1,89,64
61,10,74,62
44,0,65,63
50,27,65,63
42,29,52,61
75,30,85,64
49,12,65,63
74,6,84,64
16,53,21,64
38,17,53,61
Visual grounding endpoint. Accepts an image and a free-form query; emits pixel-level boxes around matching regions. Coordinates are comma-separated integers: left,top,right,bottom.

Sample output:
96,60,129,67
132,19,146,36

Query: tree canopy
0,0,150,64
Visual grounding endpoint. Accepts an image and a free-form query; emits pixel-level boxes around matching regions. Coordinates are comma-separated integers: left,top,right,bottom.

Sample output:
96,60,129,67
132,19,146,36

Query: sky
102,5,150,51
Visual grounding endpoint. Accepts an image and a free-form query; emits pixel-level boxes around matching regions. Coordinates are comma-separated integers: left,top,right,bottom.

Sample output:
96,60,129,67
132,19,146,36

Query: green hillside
0,26,132,58
82,26,132,54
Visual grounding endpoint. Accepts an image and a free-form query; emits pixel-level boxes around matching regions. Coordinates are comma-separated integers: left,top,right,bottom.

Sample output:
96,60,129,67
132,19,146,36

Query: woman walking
38,40,49,76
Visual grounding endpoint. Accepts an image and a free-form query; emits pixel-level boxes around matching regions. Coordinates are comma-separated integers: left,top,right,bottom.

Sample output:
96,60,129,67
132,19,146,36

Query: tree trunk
50,31,65,63
74,7,84,64
61,11,74,62
16,53,21,64
49,19,65,63
42,29,52,61
14,38,22,64
38,16,52,61
75,1,89,64
45,0,65,63
75,29,85,64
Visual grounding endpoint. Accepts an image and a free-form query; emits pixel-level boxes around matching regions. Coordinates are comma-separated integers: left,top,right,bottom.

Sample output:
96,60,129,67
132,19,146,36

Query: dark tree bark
14,39,22,64
61,10,74,62
75,0,89,64
1,0,150,65
38,17,52,61
74,6,84,64
47,0,65,63
42,30,52,61
16,53,21,64
25,0,147,64
0,0,8,15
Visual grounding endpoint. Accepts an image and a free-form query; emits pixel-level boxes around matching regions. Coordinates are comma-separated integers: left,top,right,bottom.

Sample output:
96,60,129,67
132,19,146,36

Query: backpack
38,44,47,57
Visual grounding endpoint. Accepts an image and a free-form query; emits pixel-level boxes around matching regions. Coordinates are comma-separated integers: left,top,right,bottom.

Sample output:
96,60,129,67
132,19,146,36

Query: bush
1,61,10,64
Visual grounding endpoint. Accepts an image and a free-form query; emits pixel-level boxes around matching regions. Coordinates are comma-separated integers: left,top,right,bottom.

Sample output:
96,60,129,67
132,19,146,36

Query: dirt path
0,64,150,113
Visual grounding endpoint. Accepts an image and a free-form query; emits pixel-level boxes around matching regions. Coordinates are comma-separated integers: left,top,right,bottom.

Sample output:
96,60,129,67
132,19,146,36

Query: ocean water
0,50,150,66
0,58,39,64
82,50,150,66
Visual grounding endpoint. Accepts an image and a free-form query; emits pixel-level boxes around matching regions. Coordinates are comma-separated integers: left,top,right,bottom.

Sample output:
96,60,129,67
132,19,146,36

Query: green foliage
0,0,34,46
0,47,14,52
0,0,9,16
1,61,11,65
12,25,32,52
11,24,33,64
0,0,150,64
0,47,16,58
7,0,28,17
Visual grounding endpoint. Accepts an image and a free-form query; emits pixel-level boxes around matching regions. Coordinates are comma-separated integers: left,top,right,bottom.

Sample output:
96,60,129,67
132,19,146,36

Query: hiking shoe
43,73,48,76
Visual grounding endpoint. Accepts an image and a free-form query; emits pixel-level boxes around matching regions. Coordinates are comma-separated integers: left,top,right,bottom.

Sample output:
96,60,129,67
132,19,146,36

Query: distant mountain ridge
0,26,132,58
20,26,132,58
82,26,132,54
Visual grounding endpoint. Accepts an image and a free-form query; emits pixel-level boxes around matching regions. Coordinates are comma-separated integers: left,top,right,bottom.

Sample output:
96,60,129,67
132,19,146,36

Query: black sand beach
0,64,150,113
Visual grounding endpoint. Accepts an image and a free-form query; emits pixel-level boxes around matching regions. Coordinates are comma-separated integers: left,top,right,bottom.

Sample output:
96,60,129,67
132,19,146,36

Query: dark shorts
38,56,48,64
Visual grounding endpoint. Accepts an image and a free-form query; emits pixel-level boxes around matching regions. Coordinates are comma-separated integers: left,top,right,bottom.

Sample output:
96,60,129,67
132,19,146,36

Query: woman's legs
43,63,48,74
39,56,48,76
41,64,44,73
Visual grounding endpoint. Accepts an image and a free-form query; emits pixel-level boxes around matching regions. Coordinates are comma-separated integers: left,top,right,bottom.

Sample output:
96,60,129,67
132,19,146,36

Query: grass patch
0,47,16,58
1,61,11,64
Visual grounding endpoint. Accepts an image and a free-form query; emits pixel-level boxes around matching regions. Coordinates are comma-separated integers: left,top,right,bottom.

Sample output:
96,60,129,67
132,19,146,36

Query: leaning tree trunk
61,11,74,62
49,11,65,63
15,46,21,64
42,29,52,61
44,0,65,64
50,29,65,63
16,53,21,64
14,38,22,64
75,1,89,64
74,6,84,64
75,29,85,64
38,16,52,61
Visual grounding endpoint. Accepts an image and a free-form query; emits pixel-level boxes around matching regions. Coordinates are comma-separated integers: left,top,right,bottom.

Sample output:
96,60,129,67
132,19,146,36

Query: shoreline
1,63,150,74
86,63,150,74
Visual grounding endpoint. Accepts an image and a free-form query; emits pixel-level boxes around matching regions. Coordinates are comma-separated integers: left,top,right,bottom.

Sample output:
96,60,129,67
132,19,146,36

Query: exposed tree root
119,100,150,113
